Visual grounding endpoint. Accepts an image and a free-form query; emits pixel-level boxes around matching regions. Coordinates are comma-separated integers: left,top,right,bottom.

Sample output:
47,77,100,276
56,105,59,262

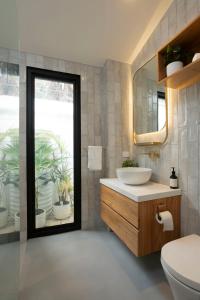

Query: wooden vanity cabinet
100,184,181,257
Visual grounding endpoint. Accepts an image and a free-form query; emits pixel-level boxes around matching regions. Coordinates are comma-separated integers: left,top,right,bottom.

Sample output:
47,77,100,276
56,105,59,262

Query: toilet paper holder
156,204,166,221
157,207,161,221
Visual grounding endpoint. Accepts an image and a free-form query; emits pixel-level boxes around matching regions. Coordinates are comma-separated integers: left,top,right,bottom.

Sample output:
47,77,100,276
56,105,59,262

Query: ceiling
0,0,19,50
1,0,171,66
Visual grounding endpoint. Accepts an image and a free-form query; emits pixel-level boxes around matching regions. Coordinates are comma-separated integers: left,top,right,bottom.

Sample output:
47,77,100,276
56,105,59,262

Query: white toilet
161,234,200,300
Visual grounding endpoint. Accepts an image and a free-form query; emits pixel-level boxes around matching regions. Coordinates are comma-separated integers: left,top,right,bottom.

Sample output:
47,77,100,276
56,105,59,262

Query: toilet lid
161,234,200,292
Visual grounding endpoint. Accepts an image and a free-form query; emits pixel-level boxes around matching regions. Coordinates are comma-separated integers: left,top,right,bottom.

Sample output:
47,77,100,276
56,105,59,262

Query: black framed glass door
27,67,81,238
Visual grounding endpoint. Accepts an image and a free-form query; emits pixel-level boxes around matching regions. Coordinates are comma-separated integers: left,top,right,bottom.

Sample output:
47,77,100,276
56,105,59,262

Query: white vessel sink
116,167,152,185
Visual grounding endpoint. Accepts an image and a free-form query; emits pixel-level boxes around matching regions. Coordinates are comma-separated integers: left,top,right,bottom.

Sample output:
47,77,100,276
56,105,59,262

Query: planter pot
166,61,183,76
37,181,58,217
14,212,20,232
192,53,200,62
53,201,71,220
0,207,8,228
14,210,46,230
36,209,46,228
6,184,20,220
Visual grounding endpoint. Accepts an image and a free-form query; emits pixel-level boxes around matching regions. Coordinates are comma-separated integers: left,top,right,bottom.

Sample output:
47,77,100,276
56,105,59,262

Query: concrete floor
19,230,173,300
0,241,19,300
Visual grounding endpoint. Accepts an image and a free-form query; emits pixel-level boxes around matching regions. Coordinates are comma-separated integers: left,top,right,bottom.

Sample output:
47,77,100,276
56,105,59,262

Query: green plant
165,45,183,66
34,134,55,211
55,171,72,205
0,129,73,210
35,130,73,206
0,129,19,187
122,159,138,168
0,129,20,212
51,142,72,205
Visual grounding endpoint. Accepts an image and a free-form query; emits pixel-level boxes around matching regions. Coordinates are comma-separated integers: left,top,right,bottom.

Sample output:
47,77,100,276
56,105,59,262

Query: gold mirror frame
133,55,168,146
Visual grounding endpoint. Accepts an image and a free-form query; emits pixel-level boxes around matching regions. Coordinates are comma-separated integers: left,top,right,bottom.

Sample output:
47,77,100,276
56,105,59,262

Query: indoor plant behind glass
0,183,8,228
34,132,59,228
53,169,72,220
35,177,46,228
35,131,73,222
0,156,8,228
0,129,20,229
15,130,59,230
51,141,73,220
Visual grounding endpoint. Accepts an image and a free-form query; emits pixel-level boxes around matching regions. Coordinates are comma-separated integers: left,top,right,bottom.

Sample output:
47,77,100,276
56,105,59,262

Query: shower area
0,62,20,239
0,1,20,299
0,1,81,299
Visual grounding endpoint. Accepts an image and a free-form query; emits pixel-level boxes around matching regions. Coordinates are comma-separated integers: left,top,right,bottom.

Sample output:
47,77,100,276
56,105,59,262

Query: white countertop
100,178,181,202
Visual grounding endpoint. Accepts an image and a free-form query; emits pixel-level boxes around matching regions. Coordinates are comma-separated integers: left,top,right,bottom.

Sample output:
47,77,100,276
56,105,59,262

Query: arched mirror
133,56,168,145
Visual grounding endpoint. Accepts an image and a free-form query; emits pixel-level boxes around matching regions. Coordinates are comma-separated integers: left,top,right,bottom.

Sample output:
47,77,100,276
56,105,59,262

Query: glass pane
158,97,166,131
34,78,74,228
133,56,166,135
0,1,20,299
0,62,19,235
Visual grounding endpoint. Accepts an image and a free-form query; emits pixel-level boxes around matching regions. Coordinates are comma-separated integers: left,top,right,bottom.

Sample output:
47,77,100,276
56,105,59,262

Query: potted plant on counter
122,159,138,168
165,45,184,76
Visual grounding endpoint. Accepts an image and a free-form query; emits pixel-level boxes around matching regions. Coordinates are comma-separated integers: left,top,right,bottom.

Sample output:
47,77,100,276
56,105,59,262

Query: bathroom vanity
100,179,181,257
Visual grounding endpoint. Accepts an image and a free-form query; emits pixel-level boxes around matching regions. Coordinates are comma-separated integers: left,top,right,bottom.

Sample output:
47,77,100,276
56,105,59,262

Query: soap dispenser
170,167,178,189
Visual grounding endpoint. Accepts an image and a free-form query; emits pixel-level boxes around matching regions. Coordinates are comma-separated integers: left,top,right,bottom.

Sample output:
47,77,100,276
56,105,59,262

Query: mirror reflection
133,56,166,135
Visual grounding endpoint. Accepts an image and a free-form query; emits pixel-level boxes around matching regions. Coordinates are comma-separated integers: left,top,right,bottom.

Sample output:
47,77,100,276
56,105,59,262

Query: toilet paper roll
155,211,174,231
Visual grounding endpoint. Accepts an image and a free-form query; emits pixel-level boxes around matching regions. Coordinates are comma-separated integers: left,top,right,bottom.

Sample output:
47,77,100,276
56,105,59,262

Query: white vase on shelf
192,53,200,62
166,61,183,76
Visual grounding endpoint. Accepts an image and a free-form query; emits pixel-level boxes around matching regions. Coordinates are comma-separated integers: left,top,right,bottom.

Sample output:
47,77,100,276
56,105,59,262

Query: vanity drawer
101,184,139,228
101,202,139,256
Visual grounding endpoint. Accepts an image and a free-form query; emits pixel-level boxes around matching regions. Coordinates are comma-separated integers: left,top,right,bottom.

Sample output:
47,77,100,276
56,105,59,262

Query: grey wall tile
132,0,200,235
2,49,105,238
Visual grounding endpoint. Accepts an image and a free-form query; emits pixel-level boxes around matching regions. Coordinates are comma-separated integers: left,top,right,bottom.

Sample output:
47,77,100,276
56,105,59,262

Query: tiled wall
103,60,132,178
132,0,200,235
19,52,106,239
0,47,132,239
0,48,104,239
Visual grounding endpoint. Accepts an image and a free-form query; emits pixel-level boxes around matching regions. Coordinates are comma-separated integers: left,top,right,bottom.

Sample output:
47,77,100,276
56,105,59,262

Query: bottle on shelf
170,167,178,189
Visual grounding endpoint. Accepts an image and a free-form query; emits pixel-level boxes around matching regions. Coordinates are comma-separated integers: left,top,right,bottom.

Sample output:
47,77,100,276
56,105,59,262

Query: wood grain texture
100,185,139,228
138,196,181,256
157,14,200,89
101,202,139,256
100,184,181,257
159,59,200,89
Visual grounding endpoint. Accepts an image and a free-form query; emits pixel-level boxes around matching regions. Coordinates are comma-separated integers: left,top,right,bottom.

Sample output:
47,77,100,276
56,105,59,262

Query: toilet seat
161,234,200,292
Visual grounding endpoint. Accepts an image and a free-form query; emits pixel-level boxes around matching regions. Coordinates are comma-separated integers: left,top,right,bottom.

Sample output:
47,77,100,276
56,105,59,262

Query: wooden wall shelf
158,15,200,89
